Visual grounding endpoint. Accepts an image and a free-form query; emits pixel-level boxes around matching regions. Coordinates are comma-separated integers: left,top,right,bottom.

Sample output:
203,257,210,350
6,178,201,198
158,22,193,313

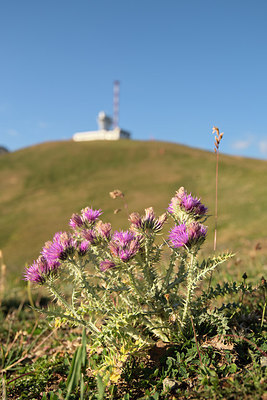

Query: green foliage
96,374,108,400
41,391,64,400
5,355,69,399
65,328,87,400
1,284,265,399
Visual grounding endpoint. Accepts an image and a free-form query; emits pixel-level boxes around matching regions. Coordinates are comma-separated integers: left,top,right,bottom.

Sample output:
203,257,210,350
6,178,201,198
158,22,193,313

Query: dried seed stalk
212,126,223,251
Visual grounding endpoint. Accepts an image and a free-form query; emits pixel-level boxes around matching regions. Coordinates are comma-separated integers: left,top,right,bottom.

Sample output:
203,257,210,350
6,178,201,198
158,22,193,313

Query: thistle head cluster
109,230,141,263
24,206,142,283
70,207,111,248
168,187,208,252
24,208,105,284
24,231,76,283
24,188,207,283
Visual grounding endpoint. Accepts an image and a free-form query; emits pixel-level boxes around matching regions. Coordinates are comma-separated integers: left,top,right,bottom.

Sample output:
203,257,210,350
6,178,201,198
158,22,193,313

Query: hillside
1,139,267,276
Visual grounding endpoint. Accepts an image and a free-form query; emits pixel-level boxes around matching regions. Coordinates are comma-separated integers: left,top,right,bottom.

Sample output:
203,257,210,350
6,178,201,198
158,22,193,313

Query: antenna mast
113,80,120,129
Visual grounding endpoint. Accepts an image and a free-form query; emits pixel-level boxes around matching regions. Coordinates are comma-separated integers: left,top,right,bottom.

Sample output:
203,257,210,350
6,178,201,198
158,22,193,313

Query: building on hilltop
73,111,131,142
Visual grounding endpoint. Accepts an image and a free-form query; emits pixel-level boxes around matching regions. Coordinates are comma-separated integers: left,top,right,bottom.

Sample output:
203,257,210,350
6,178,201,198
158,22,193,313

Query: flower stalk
181,253,195,326
212,126,224,251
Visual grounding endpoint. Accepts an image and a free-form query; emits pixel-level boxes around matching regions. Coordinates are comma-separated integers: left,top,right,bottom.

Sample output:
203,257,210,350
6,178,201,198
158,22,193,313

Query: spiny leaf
196,253,233,282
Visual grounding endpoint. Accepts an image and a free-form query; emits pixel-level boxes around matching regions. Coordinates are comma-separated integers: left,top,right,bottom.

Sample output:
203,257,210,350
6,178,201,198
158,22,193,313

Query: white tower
97,111,113,131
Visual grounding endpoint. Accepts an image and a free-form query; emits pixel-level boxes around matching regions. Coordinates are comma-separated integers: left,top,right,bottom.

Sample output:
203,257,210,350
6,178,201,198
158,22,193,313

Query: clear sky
1,0,267,159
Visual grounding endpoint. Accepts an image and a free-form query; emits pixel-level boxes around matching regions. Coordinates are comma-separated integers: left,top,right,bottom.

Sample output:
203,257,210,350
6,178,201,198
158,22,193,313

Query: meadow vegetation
0,140,266,399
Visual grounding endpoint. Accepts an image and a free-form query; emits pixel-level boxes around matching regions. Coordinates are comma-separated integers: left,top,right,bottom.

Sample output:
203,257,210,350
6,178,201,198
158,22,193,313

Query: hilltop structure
73,111,131,142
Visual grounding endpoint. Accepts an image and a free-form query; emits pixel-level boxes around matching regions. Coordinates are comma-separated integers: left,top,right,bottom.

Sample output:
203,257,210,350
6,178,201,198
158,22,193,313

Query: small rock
163,377,179,393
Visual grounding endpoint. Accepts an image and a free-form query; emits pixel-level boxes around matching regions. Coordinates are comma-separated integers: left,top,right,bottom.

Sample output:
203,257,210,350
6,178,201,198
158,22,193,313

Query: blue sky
1,0,267,159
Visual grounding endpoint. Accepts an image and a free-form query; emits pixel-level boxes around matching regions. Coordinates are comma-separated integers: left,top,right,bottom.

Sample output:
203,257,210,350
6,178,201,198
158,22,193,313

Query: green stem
162,251,176,291
190,315,203,366
143,237,155,287
48,281,80,318
72,260,100,300
47,281,100,335
128,270,143,298
182,253,195,326
261,298,266,330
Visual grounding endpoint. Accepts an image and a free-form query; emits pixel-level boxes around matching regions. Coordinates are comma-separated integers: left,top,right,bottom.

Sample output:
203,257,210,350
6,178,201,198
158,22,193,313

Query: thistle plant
24,188,232,381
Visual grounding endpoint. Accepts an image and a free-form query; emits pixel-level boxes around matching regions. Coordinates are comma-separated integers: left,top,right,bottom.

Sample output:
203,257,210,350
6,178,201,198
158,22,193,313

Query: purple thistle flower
69,213,84,229
54,232,75,249
195,203,208,216
42,240,63,265
111,230,136,246
109,230,141,262
42,232,75,265
180,194,207,216
169,222,207,249
81,222,112,246
100,259,116,272
81,207,102,225
168,187,207,219
76,240,90,256
81,229,97,244
169,224,189,248
181,194,200,212
24,256,60,284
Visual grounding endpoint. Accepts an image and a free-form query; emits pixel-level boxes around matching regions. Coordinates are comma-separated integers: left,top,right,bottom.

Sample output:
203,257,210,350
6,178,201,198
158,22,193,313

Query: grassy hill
1,139,267,277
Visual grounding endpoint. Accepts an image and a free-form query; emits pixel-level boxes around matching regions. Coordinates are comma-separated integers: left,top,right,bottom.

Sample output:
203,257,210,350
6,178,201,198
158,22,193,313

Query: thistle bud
129,212,142,228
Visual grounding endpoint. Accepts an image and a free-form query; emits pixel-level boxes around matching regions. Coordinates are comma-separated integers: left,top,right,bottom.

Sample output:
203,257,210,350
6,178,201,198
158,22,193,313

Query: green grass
1,139,267,278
